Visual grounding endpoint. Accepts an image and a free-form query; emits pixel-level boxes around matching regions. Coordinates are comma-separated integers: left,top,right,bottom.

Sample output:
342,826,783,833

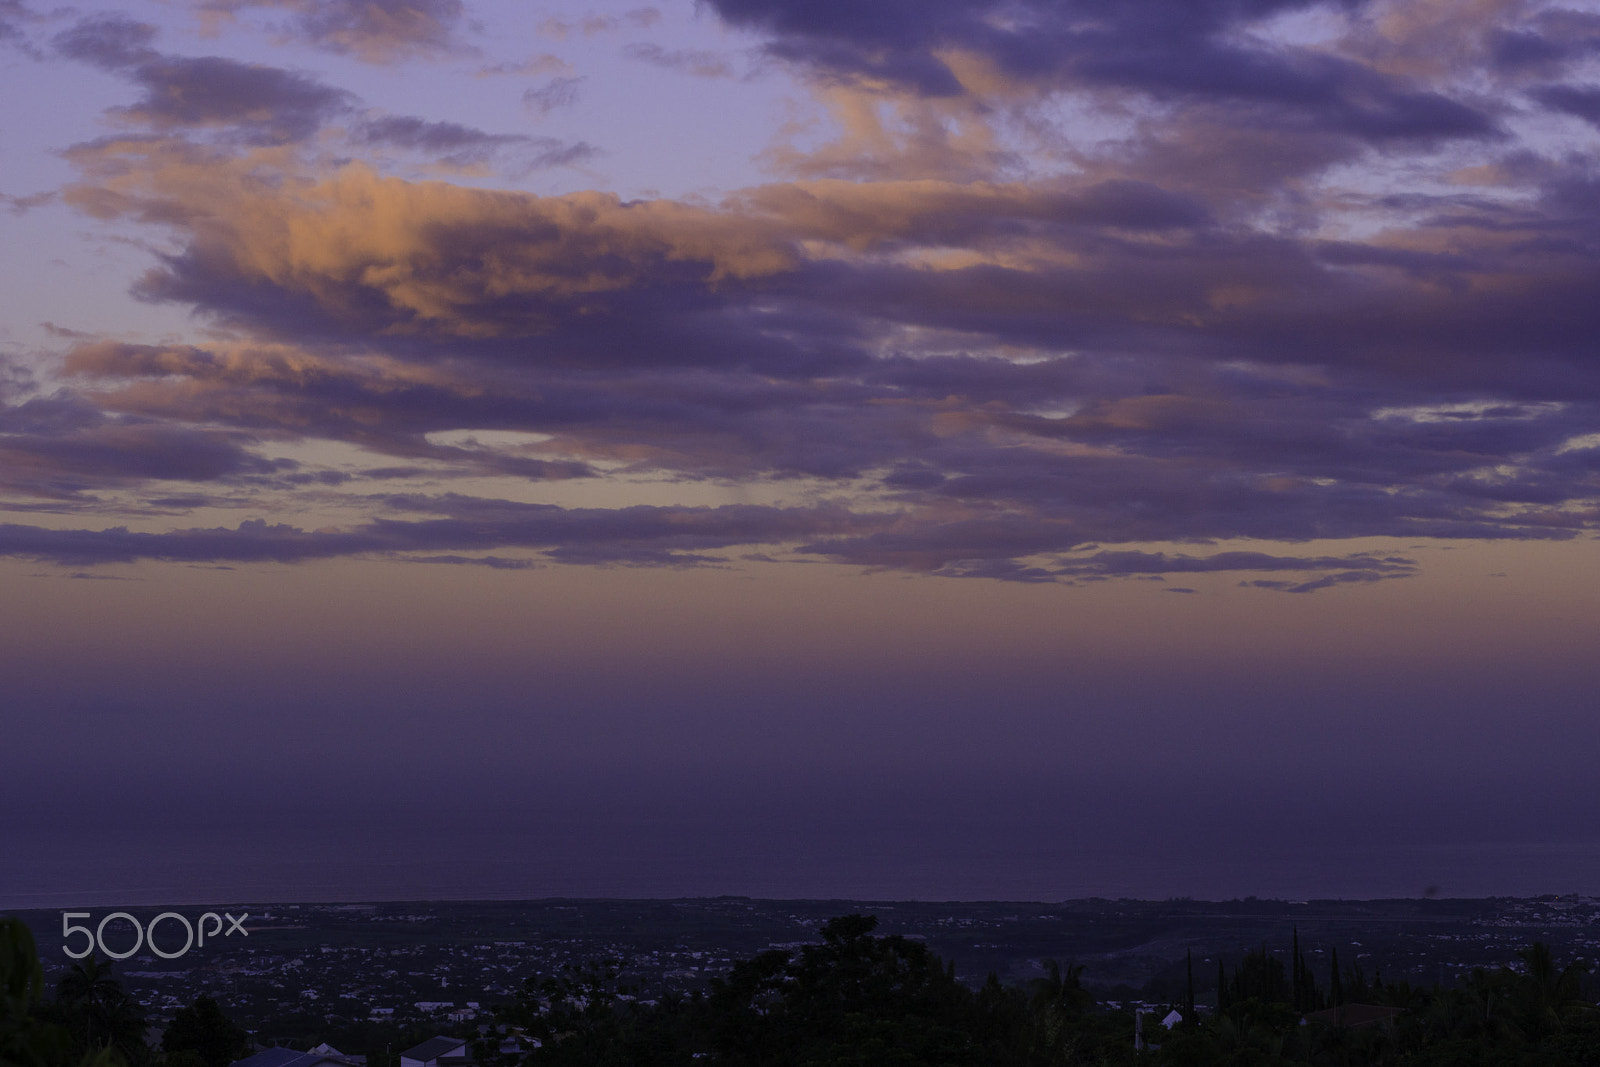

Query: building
232,1047,358,1067
398,1037,470,1067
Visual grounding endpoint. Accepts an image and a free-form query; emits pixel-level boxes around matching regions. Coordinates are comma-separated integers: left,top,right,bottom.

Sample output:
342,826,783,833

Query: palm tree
1513,942,1589,1034
53,956,147,1065
1027,959,1091,1017
1025,959,1093,1062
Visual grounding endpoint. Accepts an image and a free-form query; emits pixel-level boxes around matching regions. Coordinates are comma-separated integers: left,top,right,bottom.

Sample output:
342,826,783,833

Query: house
399,1037,470,1067
231,1047,358,1067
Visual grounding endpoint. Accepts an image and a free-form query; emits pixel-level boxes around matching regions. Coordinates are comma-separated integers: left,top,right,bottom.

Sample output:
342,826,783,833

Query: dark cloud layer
0,500,861,567
708,0,1497,147
11,0,1600,588
0,501,1433,592
0,389,282,499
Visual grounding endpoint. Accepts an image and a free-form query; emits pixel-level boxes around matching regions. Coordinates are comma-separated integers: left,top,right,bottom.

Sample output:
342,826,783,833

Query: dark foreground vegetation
7,914,1600,1067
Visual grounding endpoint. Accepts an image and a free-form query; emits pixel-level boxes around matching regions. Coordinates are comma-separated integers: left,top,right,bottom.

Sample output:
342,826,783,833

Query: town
13,895,1600,1053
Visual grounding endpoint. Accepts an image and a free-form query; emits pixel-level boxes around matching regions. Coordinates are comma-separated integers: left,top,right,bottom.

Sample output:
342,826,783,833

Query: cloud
476,53,572,79
0,1,31,45
0,190,54,215
45,120,1600,581
21,1,1600,589
196,0,470,63
705,0,1511,184
401,554,542,569
56,15,352,144
0,493,1436,591
0,390,283,500
1243,570,1403,594
523,76,585,116
1054,550,1419,580
115,56,350,144
64,158,801,354
1532,83,1600,127
51,16,573,178
538,8,661,40
353,115,595,170
353,115,525,158
1505,8,1600,71
0,500,870,567
53,13,158,68
707,0,1496,134
0,490,1432,590
625,43,737,79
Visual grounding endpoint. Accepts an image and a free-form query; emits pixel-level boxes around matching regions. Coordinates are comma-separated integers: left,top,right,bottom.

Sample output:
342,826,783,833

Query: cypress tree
1185,950,1195,1020
1292,928,1303,1010
1331,947,1344,1006
1299,940,1319,1010
1217,958,1228,1013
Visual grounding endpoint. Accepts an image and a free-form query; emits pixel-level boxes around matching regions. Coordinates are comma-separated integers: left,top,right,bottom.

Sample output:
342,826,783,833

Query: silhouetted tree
1026,958,1094,1062
49,956,147,1066
1231,946,1286,1005
1291,929,1302,1012
1,918,130,1067
1,918,73,1067
1184,951,1195,1022
162,997,249,1067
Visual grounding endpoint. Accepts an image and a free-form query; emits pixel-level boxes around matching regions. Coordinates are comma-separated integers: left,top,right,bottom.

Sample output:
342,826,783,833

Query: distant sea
9,825,1600,908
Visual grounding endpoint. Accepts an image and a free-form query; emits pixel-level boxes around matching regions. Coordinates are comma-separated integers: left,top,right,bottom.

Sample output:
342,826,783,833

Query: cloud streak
0,502,1431,593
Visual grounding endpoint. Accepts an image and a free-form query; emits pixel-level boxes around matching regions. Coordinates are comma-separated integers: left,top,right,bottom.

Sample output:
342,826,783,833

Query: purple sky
5,0,1600,904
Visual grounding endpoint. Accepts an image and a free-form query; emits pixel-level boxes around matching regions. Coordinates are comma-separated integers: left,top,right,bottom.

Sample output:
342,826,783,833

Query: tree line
2,918,248,1067
474,915,1600,1066
7,912,1600,1067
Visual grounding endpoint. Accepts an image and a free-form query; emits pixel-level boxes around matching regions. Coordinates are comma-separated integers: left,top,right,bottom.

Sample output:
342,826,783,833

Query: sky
5,0,1600,906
